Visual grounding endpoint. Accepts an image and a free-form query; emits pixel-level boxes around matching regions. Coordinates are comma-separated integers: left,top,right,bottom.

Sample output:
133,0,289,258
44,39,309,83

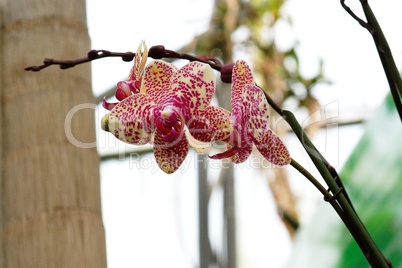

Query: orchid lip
155,117,171,135
162,128,181,142
161,107,176,122
209,147,239,159
155,107,185,142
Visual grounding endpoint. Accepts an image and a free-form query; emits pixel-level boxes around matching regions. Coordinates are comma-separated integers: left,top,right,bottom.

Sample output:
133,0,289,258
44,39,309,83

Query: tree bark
0,0,107,267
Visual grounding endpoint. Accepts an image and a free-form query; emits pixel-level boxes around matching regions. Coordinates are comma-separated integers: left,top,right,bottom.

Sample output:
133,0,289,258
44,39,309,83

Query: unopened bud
101,114,110,132
148,45,166,59
220,63,235,83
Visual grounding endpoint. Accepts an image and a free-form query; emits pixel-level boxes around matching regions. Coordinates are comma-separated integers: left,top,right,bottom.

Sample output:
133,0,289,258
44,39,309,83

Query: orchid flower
102,59,231,174
210,60,291,166
102,41,148,110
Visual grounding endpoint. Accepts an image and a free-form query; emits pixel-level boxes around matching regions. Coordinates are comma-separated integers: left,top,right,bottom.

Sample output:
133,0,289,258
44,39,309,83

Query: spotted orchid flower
210,60,291,166
102,59,231,174
102,41,148,110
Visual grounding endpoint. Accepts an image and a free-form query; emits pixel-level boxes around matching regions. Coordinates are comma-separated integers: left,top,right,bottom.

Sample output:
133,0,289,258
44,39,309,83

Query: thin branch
25,50,135,71
290,158,328,198
290,158,379,267
284,109,389,268
25,46,224,73
340,0,371,30
260,87,354,206
341,0,402,122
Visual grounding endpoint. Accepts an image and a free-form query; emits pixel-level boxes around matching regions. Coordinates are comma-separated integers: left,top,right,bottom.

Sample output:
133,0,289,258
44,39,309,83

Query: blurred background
87,0,402,267
1,0,401,267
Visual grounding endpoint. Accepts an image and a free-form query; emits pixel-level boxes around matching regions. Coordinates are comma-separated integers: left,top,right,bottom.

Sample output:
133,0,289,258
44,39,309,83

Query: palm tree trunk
0,0,107,267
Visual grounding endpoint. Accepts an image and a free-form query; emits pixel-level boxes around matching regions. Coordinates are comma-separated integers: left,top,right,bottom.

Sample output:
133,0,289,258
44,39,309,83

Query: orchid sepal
211,60,291,166
153,129,189,174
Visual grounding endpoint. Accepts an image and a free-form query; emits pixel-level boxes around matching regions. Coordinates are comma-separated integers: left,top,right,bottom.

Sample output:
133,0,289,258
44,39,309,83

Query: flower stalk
341,0,402,122
284,110,390,267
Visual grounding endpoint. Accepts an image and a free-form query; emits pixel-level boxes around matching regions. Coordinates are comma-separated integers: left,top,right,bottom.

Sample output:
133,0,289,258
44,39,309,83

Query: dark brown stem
25,50,135,71
25,46,224,73
341,0,402,122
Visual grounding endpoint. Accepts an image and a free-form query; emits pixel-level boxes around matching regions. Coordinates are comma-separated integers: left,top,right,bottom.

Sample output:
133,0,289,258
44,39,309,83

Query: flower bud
148,45,166,59
220,63,235,83
101,114,110,132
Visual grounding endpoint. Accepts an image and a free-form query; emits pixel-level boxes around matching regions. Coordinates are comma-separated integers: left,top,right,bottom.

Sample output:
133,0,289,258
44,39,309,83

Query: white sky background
86,0,402,267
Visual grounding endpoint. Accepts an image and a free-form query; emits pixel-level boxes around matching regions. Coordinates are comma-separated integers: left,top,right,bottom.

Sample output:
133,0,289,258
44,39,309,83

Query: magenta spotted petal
102,59,232,174
142,60,177,95
106,94,158,145
142,60,232,143
211,138,253,164
153,129,189,174
152,61,216,122
210,60,291,166
187,106,232,143
254,129,291,166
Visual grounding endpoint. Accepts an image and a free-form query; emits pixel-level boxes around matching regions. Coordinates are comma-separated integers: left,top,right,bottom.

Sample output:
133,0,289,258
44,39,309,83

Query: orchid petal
185,126,211,154
158,61,215,120
230,144,253,163
108,94,158,145
209,126,253,163
153,129,189,174
230,65,267,155
209,146,238,160
141,60,177,96
209,141,252,163
239,84,290,165
187,106,232,142
253,130,291,166
128,40,148,81
238,84,271,139
231,60,255,98
138,41,148,78
224,60,290,165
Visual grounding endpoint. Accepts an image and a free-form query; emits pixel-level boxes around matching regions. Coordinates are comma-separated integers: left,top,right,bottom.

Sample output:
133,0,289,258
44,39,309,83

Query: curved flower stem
261,79,387,266
25,46,224,72
284,110,390,268
260,87,354,209
341,0,402,122
290,158,381,267
360,1,402,96
24,50,136,71
290,158,328,198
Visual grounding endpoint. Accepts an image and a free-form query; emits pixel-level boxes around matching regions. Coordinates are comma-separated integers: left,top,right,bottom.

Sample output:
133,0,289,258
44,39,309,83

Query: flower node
148,45,166,59
220,63,235,83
